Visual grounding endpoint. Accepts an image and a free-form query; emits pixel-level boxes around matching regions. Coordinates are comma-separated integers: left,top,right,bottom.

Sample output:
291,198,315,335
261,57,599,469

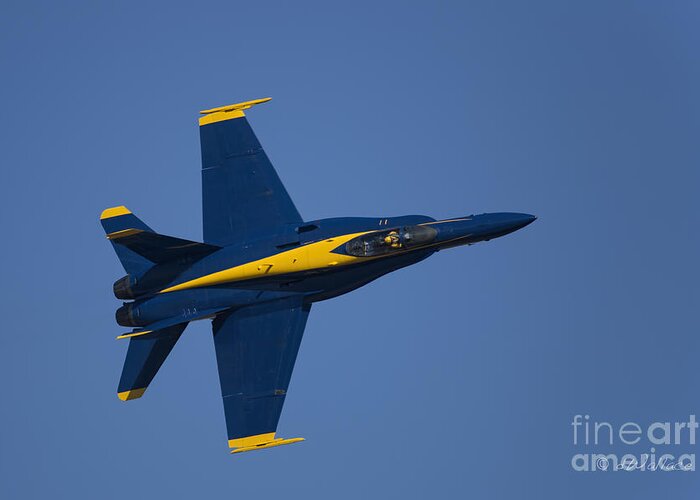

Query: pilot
383,231,402,248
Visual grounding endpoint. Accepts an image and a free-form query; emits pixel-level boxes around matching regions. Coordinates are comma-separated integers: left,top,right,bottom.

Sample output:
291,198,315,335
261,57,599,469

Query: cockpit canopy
345,225,438,257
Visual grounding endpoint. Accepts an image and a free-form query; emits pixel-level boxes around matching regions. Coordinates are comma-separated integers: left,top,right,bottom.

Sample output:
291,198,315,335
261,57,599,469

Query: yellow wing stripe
101,206,132,219
159,231,373,293
199,97,272,126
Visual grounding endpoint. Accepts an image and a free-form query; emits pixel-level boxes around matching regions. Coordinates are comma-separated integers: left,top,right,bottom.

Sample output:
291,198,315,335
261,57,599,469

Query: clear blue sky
1,1,698,498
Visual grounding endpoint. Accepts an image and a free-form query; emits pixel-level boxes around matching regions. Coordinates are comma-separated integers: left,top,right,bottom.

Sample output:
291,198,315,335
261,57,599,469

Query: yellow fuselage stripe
160,231,373,294
158,227,475,294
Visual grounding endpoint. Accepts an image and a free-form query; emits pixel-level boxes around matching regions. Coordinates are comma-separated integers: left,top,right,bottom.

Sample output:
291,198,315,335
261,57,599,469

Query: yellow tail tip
101,206,131,220
118,388,146,401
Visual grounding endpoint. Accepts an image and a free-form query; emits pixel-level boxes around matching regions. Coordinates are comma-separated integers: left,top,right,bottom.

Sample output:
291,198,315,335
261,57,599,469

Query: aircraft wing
212,297,310,453
199,98,303,246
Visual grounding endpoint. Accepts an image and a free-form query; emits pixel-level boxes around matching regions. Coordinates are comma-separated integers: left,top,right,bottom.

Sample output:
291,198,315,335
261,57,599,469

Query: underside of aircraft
101,98,535,453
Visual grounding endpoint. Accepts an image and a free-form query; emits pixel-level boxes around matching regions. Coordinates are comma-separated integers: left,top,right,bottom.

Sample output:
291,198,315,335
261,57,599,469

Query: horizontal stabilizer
118,322,187,401
117,305,231,400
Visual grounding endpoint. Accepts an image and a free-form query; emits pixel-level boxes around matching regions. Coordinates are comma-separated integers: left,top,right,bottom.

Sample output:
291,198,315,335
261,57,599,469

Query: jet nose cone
509,213,537,230
479,212,537,240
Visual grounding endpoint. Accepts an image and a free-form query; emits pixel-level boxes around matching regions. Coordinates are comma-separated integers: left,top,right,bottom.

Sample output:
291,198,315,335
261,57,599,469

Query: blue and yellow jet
101,98,536,454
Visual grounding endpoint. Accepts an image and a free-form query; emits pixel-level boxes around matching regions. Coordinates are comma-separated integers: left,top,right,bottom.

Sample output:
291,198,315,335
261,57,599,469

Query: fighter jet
101,98,535,454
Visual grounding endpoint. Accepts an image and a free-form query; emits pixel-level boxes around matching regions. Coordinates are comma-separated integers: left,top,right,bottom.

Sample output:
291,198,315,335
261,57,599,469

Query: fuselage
115,212,535,327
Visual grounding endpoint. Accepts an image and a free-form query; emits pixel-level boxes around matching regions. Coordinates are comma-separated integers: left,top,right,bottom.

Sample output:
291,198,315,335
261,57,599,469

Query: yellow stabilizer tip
100,206,131,219
116,330,152,340
118,388,146,401
230,437,305,454
199,98,272,126
106,228,144,240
